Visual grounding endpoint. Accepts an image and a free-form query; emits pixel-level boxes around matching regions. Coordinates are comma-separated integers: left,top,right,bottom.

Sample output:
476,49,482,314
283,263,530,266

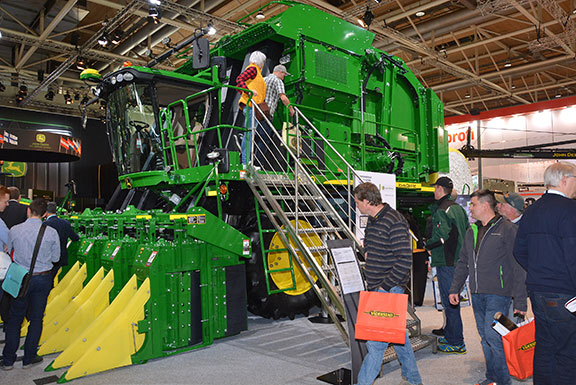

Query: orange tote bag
502,319,535,380
355,291,408,344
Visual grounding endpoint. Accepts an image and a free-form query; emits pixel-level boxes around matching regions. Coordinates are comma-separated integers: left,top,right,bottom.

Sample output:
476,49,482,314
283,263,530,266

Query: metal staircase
242,105,434,356
243,105,364,342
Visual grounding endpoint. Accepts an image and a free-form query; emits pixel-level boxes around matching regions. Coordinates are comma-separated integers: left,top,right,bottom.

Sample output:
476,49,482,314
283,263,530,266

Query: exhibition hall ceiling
0,0,575,118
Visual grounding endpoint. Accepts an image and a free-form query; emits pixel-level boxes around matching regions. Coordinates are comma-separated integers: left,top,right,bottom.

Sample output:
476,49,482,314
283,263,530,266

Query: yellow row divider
43,263,87,326
40,266,103,346
38,269,115,355
47,274,141,372
52,277,150,382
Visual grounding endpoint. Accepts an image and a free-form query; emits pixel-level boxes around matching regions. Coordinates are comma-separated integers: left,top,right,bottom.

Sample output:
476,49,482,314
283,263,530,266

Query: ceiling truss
0,0,574,117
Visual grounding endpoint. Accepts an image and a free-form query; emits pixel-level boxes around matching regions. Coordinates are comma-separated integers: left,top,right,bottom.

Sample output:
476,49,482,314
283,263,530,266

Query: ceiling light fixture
465,92,471,99
148,7,162,24
504,59,511,67
149,0,161,5
256,10,265,20
207,23,217,35
415,11,425,17
362,6,374,28
111,30,123,45
98,33,109,47
76,57,86,70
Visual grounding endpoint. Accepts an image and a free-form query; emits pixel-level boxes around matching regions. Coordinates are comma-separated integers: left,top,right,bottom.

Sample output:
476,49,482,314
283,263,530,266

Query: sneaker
432,327,445,336
398,378,423,385
437,343,466,354
0,360,13,371
22,356,43,369
438,337,448,345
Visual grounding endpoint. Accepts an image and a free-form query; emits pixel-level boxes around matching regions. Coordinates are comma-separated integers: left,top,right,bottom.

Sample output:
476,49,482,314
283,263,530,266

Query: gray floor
1,280,534,385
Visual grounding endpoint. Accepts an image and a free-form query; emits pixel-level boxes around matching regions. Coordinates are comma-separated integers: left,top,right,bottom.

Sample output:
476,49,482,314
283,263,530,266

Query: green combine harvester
41,2,448,381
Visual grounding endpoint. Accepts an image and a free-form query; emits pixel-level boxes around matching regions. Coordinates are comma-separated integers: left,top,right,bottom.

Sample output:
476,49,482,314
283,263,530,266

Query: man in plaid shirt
254,65,295,167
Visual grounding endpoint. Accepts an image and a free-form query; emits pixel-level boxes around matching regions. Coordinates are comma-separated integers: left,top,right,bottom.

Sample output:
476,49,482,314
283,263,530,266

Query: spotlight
19,85,28,93
45,90,55,101
362,6,374,28
148,7,162,24
0,82,5,92
98,33,109,47
74,93,80,101
15,93,24,102
207,23,216,35
64,93,73,104
256,10,265,20
149,0,161,4
76,57,86,70
81,95,90,105
111,31,123,45
100,100,107,110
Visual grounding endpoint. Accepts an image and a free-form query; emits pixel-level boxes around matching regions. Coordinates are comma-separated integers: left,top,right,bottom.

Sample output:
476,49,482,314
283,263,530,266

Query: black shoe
432,327,445,336
1,360,14,371
22,356,43,369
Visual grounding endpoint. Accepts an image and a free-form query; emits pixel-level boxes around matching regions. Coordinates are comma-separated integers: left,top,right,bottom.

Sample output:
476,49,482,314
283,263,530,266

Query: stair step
271,195,317,201
297,226,341,234
283,211,327,217
293,245,329,253
259,174,295,183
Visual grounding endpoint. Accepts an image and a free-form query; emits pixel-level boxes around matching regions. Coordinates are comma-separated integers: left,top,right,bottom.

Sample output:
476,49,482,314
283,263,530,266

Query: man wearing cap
425,176,470,354
495,192,524,224
254,65,295,168
495,192,527,320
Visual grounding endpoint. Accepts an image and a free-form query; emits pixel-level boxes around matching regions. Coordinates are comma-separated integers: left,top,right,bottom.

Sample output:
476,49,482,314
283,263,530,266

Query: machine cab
97,67,214,177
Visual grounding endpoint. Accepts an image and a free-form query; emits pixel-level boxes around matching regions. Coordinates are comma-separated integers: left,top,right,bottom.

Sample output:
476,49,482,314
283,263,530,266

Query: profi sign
447,126,476,148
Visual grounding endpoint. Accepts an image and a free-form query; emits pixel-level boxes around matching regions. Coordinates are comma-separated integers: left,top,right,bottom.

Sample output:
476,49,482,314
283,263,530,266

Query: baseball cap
432,176,454,190
495,192,524,213
273,64,291,76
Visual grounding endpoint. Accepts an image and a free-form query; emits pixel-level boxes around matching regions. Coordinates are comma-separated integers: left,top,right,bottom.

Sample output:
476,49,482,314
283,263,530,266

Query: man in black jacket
44,202,79,279
514,162,576,385
450,189,526,385
0,187,28,229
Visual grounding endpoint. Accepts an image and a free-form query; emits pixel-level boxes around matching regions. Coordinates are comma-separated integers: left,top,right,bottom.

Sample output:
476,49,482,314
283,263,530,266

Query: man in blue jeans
353,182,423,385
1,198,60,371
425,176,469,353
449,190,527,385
514,162,576,385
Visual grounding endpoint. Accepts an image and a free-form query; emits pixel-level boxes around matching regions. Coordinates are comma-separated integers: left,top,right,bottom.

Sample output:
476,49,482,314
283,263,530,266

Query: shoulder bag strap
28,223,48,274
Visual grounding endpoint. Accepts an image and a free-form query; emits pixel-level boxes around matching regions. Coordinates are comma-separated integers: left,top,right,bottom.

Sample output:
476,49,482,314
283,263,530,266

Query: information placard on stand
317,239,366,385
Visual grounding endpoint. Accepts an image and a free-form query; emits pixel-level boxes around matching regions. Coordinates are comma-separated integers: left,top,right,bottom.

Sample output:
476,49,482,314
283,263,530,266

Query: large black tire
240,214,320,320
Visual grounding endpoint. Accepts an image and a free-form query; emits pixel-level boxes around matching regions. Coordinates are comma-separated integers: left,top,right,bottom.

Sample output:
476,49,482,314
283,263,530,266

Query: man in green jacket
425,176,470,354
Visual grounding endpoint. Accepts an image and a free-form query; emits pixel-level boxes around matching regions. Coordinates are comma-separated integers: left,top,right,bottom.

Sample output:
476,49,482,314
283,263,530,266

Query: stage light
98,33,109,47
362,7,374,28
76,57,86,70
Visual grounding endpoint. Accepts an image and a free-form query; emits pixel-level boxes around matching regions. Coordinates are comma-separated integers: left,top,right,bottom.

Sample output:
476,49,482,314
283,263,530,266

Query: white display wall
446,104,576,185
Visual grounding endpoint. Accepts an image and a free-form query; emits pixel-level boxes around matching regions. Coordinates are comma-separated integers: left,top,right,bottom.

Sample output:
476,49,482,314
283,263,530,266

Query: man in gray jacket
449,189,527,385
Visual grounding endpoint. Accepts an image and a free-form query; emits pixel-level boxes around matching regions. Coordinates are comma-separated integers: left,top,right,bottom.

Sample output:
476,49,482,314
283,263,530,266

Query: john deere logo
36,134,46,143
1,162,27,177
518,341,536,351
364,310,399,318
